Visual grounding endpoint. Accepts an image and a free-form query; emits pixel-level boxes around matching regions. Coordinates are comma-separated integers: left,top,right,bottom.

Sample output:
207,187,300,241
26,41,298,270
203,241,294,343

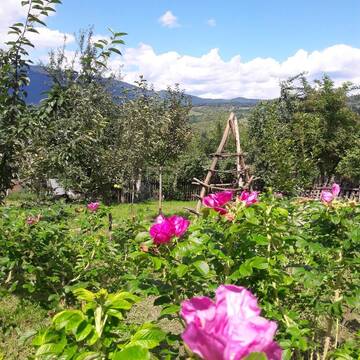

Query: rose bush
1,191,359,359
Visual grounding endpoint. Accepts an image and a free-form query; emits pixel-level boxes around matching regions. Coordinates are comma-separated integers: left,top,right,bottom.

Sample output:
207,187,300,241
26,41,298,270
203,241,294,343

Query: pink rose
149,214,190,245
239,191,259,206
202,191,233,215
181,285,282,360
87,202,100,212
168,215,190,237
320,183,340,204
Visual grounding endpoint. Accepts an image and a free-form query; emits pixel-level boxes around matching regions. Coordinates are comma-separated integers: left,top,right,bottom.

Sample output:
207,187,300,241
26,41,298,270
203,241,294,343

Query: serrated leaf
113,346,150,360
129,324,165,349
193,260,210,276
73,288,96,301
160,305,180,316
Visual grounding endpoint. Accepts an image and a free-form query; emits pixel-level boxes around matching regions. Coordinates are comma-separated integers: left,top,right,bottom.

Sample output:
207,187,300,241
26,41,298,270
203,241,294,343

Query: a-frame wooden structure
192,112,253,213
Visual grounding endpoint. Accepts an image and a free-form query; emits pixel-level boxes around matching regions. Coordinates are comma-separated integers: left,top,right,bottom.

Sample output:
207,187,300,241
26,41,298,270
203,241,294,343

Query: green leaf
53,310,84,330
107,308,123,320
32,328,60,346
193,260,210,276
73,288,96,302
109,47,122,55
113,346,150,360
35,334,66,355
86,330,99,346
129,324,165,349
74,352,100,360
75,322,93,342
244,352,267,360
252,234,269,246
175,264,188,278
160,305,180,316
105,291,139,309
250,256,269,270
135,231,151,243
111,39,125,44
239,261,253,277
59,345,78,359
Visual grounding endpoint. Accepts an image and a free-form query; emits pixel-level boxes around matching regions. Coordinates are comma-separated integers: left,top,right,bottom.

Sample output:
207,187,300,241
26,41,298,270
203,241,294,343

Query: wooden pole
232,114,243,187
158,166,163,214
195,115,232,213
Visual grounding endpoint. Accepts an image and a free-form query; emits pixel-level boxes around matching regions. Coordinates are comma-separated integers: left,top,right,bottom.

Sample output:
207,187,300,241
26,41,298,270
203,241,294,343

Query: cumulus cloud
0,0,25,26
28,27,75,49
158,10,179,28
116,43,360,99
207,18,216,27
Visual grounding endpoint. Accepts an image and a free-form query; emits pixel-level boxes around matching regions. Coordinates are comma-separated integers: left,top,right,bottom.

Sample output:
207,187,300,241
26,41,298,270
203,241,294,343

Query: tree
247,74,360,192
25,35,191,202
0,0,61,201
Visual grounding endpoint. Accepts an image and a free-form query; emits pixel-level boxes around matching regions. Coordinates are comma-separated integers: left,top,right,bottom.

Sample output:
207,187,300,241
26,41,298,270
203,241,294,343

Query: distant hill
26,65,260,107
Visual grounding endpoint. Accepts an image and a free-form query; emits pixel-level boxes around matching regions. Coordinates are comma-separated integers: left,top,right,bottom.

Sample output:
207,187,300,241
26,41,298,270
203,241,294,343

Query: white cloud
116,43,360,99
158,10,179,28
0,0,25,26
28,27,75,49
207,18,216,27
0,0,73,49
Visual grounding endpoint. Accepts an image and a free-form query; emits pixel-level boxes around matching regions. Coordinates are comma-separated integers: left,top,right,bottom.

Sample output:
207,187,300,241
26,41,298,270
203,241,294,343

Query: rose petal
332,183,340,197
182,323,224,360
181,296,216,326
215,285,261,319
203,193,218,208
215,191,233,207
149,221,174,244
168,215,190,237
214,207,228,215
239,191,250,201
320,190,334,203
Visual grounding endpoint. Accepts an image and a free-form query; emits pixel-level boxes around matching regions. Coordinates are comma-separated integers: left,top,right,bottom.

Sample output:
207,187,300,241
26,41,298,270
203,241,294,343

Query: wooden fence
302,187,360,201
114,183,360,203
116,182,200,203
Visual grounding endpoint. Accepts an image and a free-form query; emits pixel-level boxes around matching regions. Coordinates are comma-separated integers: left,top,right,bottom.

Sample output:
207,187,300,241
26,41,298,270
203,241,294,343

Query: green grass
108,200,196,221
0,295,49,359
6,191,196,222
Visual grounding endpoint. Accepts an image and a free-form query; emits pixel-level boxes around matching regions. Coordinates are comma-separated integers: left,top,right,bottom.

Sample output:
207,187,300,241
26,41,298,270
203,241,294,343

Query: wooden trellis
192,112,253,213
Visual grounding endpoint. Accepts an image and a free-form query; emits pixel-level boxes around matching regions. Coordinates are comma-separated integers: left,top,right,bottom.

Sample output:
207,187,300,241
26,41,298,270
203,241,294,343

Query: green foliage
337,141,360,183
248,75,360,192
23,34,191,200
0,0,61,201
1,196,359,358
32,288,165,359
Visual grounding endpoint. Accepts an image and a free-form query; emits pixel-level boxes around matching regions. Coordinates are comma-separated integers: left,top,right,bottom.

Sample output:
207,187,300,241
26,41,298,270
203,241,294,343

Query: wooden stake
196,118,231,213
194,112,253,214
158,166,163,214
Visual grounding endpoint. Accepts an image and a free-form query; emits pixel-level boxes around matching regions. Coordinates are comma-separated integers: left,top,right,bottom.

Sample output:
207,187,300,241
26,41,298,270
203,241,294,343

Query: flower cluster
202,190,259,216
238,190,259,207
202,191,233,214
149,214,189,245
181,285,282,360
87,202,100,212
320,183,340,204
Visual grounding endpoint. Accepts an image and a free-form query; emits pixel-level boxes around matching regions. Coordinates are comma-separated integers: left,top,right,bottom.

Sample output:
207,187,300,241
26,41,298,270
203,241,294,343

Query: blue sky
2,0,360,98
48,0,360,61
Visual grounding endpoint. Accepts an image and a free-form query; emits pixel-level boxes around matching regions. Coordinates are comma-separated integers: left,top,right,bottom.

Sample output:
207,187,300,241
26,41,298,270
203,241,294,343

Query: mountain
26,65,260,107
